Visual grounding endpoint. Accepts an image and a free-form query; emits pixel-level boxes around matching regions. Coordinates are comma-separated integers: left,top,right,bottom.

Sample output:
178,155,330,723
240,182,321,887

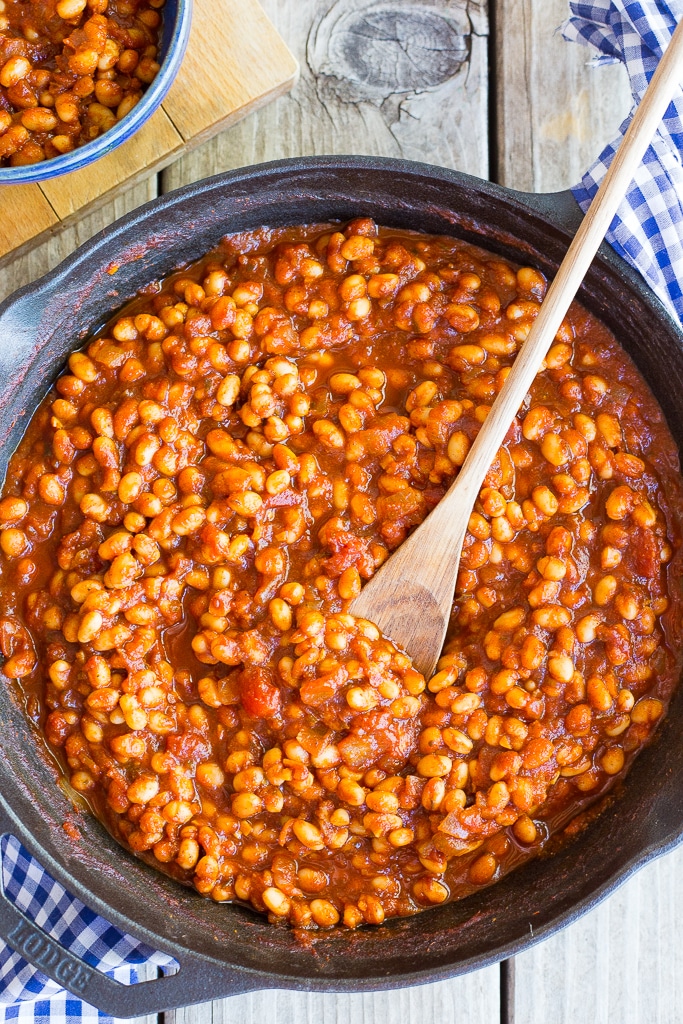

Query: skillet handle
0,799,263,1017
511,188,585,235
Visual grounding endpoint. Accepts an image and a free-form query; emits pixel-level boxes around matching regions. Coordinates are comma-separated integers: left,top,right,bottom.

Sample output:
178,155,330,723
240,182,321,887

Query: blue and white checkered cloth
0,836,176,1022
1,3,683,1020
564,0,683,324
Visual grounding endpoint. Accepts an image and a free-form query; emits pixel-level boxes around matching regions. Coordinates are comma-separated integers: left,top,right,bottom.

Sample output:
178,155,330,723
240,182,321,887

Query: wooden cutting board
0,0,298,266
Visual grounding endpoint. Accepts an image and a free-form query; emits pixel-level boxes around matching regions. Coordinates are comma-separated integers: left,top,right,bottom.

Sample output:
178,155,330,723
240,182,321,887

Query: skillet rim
0,155,682,1010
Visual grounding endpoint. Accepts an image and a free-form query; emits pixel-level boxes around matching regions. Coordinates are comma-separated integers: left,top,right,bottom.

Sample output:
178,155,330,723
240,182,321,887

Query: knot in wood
308,0,471,104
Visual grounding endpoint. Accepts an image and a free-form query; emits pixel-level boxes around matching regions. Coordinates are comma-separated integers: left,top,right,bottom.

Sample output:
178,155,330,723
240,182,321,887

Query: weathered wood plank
169,966,501,1024
495,0,632,192
0,179,157,304
162,0,489,193
0,185,59,261
510,847,683,1024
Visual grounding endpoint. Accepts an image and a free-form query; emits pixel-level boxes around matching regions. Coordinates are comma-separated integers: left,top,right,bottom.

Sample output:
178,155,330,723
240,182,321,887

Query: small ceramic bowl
0,0,192,185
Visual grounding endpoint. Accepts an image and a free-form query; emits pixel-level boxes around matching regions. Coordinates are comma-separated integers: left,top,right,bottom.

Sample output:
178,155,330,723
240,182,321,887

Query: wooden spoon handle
452,17,683,505
350,23,683,678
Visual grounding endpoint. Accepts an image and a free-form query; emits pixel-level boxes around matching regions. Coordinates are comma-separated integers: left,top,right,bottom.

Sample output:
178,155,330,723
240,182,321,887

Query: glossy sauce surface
1,219,681,931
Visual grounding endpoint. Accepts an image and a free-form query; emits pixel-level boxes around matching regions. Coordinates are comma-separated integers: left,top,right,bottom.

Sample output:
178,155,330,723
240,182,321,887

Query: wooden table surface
1,2,681,1022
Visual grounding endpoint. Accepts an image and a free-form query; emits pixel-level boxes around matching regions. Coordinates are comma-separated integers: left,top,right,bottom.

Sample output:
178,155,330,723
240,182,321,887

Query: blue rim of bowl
0,0,193,185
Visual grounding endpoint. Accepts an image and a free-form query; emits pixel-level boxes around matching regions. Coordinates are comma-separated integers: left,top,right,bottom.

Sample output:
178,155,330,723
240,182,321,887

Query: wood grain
169,966,501,1024
0,179,157,303
495,0,632,192
162,0,490,192
0,185,58,258
163,0,299,145
511,847,683,1024
0,0,297,266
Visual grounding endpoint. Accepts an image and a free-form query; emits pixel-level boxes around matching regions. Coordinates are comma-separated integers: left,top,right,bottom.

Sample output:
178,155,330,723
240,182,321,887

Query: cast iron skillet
0,157,682,1018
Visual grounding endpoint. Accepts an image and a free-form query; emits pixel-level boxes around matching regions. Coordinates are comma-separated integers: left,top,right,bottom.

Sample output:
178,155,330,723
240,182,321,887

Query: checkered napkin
0,835,176,1022
563,0,683,325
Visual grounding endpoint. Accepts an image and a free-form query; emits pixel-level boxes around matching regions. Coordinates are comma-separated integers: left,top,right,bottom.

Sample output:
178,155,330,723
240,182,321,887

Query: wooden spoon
350,18,683,679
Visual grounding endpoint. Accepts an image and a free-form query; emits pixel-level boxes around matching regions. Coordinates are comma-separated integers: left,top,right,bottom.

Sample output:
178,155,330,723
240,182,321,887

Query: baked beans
0,0,163,166
1,218,681,929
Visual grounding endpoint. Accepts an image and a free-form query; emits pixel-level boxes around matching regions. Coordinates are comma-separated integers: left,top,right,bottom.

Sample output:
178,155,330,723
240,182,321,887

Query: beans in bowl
0,0,163,166
1,219,681,930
